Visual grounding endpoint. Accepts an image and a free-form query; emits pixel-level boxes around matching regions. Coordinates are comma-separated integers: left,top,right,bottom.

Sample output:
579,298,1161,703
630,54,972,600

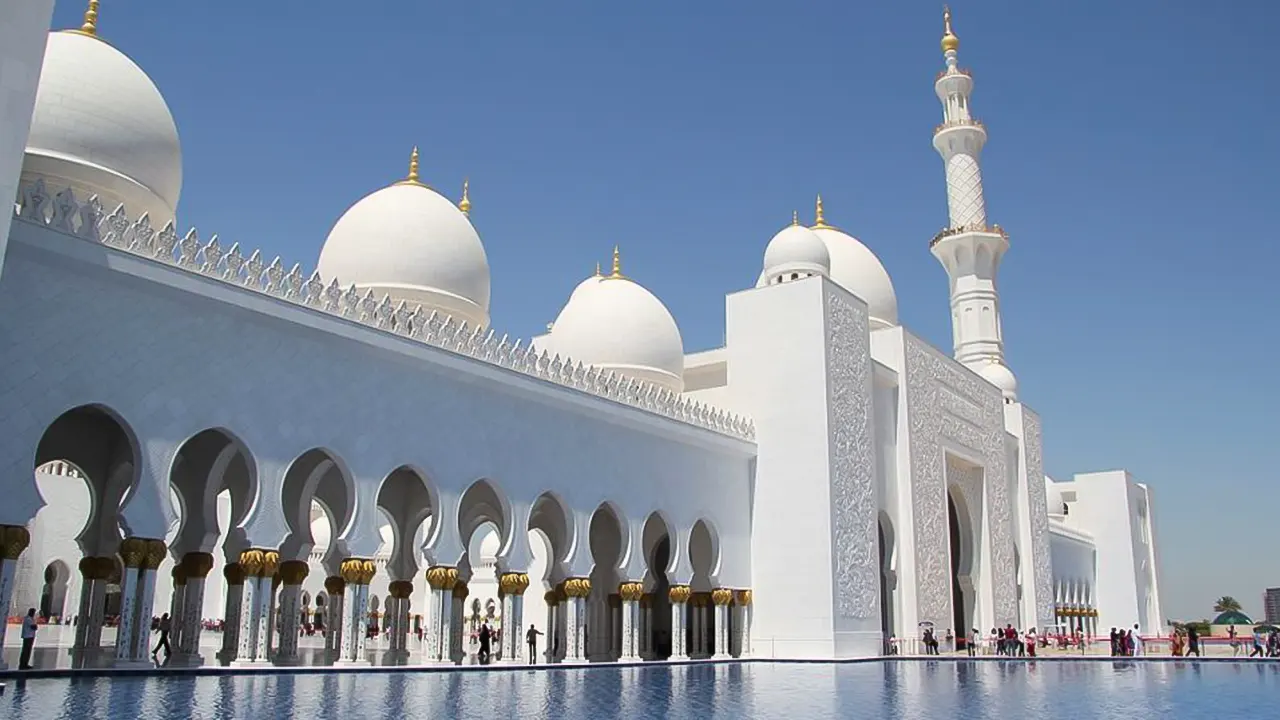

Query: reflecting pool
2,661,1277,719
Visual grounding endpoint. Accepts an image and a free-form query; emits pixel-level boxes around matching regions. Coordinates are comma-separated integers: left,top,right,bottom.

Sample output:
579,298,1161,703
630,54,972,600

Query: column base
333,658,372,667
166,653,206,668
271,655,301,667
112,659,156,669
380,650,410,665
66,647,112,669
230,658,273,668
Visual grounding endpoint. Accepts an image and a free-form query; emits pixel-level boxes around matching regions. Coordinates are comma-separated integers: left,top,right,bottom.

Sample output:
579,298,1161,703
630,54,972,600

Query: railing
934,118,985,135
936,67,973,81
13,180,756,441
930,223,1008,248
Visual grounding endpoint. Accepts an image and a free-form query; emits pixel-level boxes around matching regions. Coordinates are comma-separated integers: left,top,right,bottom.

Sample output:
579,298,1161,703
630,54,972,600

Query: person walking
526,624,543,664
478,623,492,665
1186,626,1200,657
152,612,173,664
968,628,979,657
18,608,38,670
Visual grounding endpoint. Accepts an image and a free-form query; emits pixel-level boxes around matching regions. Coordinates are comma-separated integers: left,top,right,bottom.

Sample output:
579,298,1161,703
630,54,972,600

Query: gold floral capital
142,539,167,570
171,565,188,586
120,537,150,568
499,572,531,596
388,580,413,599
452,580,469,599
279,560,309,585
544,590,558,605
262,550,281,578
181,552,215,579
425,565,458,590
324,575,346,595
712,588,734,606
668,585,692,604
0,525,31,560
223,563,246,585
735,589,753,607
563,577,592,598
339,557,376,585
238,549,265,576
619,582,644,602
79,555,114,580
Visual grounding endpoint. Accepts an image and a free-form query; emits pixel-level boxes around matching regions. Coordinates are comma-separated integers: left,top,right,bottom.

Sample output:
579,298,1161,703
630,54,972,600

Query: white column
423,567,458,664
736,590,753,657
231,549,277,666
712,589,732,659
620,583,641,661
113,538,163,667
670,586,690,658
639,596,651,659
335,558,373,666
274,560,308,665
543,590,558,663
323,576,344,655
265,576,280,659
177,553,214,665
451,589,467,664
0,0,55,272
219,565,244,662
72,556,110,653
385,580,413,659
563,578,590,662
0,526,32,669
168,568,187,655
555,598,568,662
498,572,530,663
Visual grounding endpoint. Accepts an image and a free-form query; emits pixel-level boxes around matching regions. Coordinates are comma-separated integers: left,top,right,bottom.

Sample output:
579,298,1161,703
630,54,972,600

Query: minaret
929,6,1017,401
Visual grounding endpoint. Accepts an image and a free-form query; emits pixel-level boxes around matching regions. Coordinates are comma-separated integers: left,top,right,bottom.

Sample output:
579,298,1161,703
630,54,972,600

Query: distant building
1265,588,1280,625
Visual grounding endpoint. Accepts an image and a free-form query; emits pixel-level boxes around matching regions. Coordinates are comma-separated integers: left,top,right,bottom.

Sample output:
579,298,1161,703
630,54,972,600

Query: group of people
990,625,1038,657
1108,624,1146,656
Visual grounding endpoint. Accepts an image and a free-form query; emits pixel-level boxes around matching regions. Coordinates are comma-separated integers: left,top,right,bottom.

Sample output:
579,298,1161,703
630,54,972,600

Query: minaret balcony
929,223,1008,249
934,70,973,98
933,117,984,135
933,119,987,157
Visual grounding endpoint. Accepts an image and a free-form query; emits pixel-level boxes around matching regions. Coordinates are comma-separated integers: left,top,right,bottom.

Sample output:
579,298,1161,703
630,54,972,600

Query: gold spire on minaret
608,246,625,279
405,147,421,184
594,261,602,277
941,5,960,53
791,210,799,226
72,0,100,37
459,178,471,214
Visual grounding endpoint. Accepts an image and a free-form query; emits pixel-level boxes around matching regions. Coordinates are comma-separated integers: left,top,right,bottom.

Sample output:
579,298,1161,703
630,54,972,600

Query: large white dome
316,164,491,329
23,29,182,225
810,198,898,329
545,252,685,392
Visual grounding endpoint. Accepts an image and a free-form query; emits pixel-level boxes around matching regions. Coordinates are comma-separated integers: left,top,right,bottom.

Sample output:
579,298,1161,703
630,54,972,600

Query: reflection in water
4,661,1279,719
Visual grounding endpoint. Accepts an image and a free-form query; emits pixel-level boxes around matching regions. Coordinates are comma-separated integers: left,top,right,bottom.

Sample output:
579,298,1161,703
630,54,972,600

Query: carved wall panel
824,290,879,620
1021,408,1055,625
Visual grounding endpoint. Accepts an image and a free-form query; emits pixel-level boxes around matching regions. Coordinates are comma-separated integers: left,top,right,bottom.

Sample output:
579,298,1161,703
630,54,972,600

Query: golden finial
459,178,471,214
594,261,602,277
609,246,624,279
406,146,421,184
814,194,828,228
71,0,100,37
941,6,960,53
791,210,799,226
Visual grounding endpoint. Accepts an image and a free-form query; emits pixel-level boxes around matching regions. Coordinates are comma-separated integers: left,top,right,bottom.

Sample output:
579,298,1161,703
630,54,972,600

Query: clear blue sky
53,0,1277,622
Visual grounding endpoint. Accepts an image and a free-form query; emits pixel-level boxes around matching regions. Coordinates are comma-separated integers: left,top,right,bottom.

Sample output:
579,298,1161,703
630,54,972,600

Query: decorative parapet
13,180,756,441
935,67,972,81
929,222,1008,248
933,117,985,135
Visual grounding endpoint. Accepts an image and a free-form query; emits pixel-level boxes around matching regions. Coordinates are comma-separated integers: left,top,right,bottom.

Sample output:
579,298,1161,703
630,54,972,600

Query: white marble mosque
0,3,1164,668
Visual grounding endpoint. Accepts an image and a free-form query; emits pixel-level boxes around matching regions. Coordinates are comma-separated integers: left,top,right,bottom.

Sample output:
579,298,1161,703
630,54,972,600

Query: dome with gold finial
316,148,490,329
807,194,899,329
543,247,685,392
23,0,183,225
941,5,960,53
759,210,830,287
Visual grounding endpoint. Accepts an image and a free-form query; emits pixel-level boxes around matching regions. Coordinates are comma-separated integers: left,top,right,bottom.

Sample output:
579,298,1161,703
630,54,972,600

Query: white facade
0,5,1164,667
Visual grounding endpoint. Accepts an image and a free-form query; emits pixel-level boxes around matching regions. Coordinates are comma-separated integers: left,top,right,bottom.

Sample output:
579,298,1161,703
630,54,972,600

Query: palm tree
1213,596,1242,613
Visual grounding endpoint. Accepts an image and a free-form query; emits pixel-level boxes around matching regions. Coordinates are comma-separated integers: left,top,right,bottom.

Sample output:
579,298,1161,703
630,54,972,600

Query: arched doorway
587,503,626,662
947,490,975,641
39,560,71,620
642,512,673,660
878,513,897,649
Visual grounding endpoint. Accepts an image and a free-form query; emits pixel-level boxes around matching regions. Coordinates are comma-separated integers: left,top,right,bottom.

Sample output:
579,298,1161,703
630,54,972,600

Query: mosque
0,3,1164,668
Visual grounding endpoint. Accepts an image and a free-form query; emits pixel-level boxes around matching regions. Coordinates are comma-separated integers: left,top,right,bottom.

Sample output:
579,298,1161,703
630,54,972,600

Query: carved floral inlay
14,181,754,441
1022,408,1055,624
825,290,879,619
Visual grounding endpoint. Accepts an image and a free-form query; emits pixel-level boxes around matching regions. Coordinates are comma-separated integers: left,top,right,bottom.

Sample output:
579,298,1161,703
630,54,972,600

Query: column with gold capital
168,565,188,655
711,588,734,659
322,575,345,655
423,565,458,664
543,589,559,664
218,563,245,662
114,537,166,665
618,582,644,661
72,556,114,654
274,560,310,665
336,557,376,665
386,580,413,657
231,548,277,665
176,552,215,664
498,572,531,663
668,585,691,659
450,581,469,664
562,577,591,662
735,590,753,657
0,525,31,667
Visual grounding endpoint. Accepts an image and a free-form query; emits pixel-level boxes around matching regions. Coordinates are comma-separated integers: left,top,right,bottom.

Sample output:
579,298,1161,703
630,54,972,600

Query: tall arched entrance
39,560,71,620
947,490,975,640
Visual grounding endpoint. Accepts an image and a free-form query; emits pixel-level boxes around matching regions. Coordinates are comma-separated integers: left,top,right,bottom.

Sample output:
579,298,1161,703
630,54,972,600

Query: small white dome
761,222,830,284
978,361,1018,401
810,225,898,329
316,173,490,329
23,30,183,224
546,253,685,392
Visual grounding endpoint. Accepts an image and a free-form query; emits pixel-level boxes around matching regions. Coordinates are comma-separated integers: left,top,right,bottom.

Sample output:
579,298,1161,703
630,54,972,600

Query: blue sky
52,0,1277,622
